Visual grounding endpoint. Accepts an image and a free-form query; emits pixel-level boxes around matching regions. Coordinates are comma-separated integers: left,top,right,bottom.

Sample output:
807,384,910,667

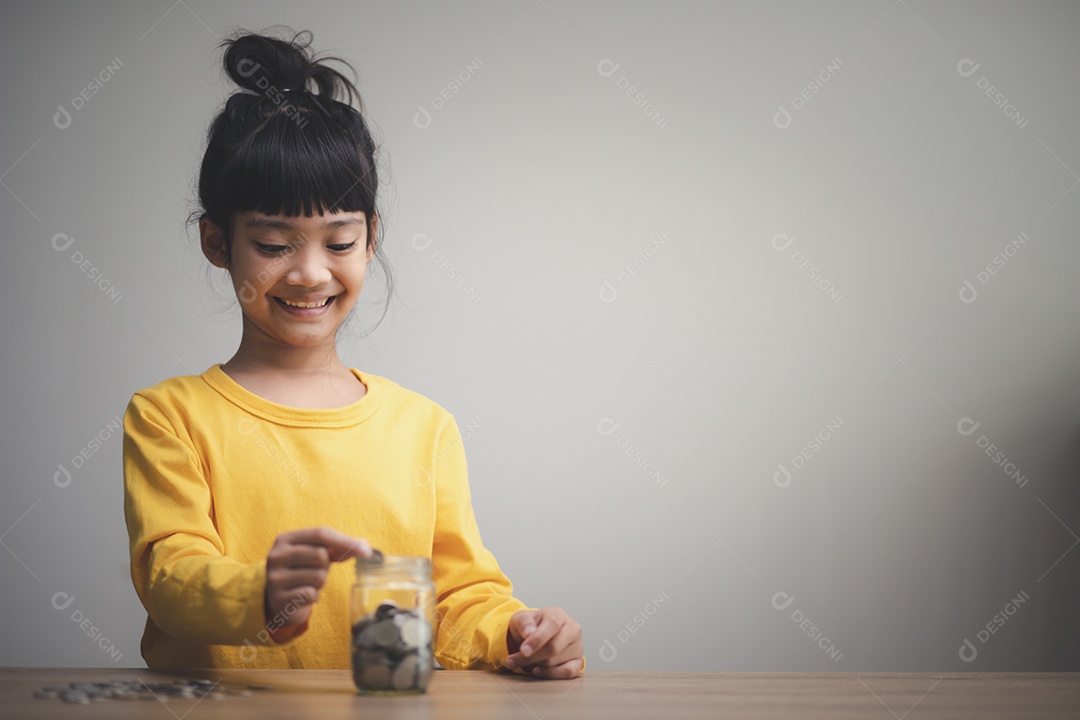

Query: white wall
2,0,1078,670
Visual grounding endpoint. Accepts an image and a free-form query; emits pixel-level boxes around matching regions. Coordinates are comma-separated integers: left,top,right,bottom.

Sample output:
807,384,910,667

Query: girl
122,27,583,679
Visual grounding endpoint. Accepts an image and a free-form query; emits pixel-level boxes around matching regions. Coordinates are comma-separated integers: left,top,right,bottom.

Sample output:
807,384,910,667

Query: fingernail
521,644,532,655
506,658,516,669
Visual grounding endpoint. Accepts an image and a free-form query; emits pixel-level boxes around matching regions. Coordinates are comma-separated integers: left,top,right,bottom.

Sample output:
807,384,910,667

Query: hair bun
219,26,362,109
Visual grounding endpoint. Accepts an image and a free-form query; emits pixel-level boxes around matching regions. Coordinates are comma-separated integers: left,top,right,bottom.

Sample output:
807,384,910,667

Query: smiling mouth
274,296,337,309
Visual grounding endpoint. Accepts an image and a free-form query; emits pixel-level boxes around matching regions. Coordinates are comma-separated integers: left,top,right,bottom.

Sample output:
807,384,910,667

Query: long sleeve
429,416,536,673
122,391,272,649
121,365,580,672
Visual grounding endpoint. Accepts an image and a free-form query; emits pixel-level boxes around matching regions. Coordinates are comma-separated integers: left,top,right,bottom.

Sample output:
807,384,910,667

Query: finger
518,611,564,658
509,610,539,643
508,632,573,668
276,527,371,562
305,527,372,562
270,584,319,605
272,544,332,570
509,611,581,669
267,586,319,624
530,656,584,679
508,629,563,667
268,567,329,591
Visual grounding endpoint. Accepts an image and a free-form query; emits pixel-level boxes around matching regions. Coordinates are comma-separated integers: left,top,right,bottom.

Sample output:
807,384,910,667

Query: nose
283,246,333,287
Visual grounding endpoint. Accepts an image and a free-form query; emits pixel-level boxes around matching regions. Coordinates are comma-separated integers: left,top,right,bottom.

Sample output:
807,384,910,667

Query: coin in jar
375,600,398,618
361,662,392,690
391,655,419,690
399,616,422,648
371,618,401,647
416,657,434,689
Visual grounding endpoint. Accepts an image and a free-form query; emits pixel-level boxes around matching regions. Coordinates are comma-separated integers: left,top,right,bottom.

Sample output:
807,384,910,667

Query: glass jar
350,554,436,694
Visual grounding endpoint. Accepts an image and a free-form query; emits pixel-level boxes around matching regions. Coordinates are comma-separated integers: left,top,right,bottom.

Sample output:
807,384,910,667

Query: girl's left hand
505,607,583,678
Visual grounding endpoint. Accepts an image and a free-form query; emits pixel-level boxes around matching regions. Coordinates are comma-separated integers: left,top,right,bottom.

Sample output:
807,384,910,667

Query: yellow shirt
122,364,564,673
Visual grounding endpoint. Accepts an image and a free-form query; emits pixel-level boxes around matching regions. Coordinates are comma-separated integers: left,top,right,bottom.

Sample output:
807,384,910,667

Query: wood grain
2,667,1079,719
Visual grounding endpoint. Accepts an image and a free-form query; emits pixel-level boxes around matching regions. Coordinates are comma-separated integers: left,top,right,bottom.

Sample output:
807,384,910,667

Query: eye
255,242,289,255
328,241,358,252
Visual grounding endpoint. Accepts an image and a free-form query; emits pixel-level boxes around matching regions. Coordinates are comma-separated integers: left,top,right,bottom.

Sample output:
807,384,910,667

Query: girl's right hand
263,527,372,642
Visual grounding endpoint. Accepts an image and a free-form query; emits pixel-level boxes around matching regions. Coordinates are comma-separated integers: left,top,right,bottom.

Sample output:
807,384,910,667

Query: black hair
186,26,392,331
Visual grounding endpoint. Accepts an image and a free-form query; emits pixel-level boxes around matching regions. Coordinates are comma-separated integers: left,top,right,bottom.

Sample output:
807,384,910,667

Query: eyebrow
243,215,366,232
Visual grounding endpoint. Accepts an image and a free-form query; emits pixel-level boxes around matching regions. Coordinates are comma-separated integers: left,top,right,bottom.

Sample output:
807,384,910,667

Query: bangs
214,109,376,222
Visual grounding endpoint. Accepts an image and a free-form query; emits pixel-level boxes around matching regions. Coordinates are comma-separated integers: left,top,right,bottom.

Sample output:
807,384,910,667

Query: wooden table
2,667,1079,718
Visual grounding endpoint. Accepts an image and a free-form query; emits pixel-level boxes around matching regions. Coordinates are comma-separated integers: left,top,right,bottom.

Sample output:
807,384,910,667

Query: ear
199,215,230,269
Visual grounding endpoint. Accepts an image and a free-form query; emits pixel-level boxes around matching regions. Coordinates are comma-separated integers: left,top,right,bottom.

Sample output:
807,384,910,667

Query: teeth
280,297,331,308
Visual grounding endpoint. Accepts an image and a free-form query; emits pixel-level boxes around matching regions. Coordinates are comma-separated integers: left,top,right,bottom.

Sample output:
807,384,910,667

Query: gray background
2,0,1078,672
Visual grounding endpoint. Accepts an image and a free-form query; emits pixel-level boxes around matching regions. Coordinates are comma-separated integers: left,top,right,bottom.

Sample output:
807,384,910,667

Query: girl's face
208,209,375,351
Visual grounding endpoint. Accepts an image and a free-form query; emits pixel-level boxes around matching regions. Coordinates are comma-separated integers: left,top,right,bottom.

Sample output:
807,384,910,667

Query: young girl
122,27,583,679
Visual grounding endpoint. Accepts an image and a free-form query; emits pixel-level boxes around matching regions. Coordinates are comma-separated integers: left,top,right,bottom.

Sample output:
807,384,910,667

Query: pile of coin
351,599,434,692
32,678,263,703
